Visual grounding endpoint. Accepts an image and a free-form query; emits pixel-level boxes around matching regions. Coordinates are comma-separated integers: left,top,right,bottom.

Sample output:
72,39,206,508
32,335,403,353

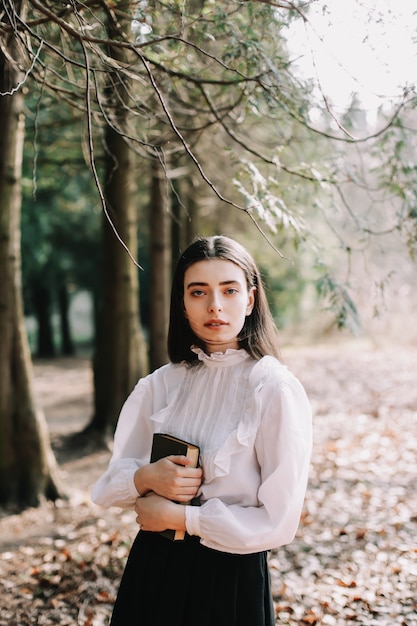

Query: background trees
1,0,416,508
0,2,63,506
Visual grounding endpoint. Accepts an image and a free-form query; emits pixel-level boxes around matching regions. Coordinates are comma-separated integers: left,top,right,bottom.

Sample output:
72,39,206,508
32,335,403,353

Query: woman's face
183,259,255,354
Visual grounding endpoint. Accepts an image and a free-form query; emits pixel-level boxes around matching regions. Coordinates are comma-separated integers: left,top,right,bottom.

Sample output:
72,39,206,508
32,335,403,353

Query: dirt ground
0,339,416,625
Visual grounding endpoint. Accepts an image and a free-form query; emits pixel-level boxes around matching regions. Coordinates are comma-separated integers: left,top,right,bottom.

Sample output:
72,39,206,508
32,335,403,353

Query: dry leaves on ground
0,341,416,625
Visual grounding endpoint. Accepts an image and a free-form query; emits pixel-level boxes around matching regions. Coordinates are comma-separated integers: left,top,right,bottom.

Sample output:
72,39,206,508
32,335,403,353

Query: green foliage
315,271,361,334
370,112,417,259
5,0,416,340
233,159,308,239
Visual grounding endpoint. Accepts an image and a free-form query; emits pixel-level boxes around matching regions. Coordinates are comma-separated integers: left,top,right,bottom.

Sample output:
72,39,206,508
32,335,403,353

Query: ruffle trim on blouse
208,379,264,478
209,356,289,477
191,345,251,366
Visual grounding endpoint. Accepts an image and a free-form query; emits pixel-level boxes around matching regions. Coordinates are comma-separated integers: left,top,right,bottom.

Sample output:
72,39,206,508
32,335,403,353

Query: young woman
92,235,312,626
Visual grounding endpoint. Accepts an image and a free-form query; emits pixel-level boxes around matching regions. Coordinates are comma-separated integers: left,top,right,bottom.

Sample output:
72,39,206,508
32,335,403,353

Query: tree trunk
185,179,199,244
58,283,74,356
171,177,183,269
90,27,148,438
91,127,148,436
171,174,199,263
32,281,55,357
149,156,170,371
0,5,64,508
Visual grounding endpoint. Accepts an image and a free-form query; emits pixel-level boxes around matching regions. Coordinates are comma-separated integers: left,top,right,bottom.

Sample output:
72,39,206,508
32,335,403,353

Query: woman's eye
226,288,238,295
191,289,205,296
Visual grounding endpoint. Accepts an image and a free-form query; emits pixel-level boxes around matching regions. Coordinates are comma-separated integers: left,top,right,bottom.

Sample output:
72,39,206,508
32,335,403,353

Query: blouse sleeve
185,366,312,554
91,376,155,509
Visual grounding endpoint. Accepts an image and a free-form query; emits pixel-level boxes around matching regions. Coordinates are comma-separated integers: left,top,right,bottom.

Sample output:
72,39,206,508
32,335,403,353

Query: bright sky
287,0,417,114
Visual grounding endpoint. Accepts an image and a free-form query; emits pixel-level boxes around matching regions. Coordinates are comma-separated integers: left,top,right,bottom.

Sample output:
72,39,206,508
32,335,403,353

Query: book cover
150,433,200,541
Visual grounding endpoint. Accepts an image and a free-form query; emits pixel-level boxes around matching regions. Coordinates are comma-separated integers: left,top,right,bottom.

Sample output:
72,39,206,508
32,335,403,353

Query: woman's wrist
134,466,150,496
168,500,187,531
134,493,187,533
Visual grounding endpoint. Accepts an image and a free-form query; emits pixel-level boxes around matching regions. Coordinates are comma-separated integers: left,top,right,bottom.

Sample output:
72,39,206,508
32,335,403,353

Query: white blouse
92,348,312,555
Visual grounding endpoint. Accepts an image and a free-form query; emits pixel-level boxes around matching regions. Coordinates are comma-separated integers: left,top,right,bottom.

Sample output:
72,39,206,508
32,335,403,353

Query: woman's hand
134,456,202,502
135,492,186,533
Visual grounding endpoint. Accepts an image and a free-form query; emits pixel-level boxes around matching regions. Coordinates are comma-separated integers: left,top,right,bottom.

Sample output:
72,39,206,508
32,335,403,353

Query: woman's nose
208,294,222,312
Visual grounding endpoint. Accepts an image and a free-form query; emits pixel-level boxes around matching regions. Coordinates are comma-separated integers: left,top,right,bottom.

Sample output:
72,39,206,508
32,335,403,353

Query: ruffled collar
191,345,251,366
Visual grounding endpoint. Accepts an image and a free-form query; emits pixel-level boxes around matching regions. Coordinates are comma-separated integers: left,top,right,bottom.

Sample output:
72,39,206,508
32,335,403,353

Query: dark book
150,433,200,541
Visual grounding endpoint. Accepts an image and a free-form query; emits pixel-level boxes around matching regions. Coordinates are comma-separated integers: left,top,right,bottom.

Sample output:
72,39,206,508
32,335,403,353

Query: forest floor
0,338,416,626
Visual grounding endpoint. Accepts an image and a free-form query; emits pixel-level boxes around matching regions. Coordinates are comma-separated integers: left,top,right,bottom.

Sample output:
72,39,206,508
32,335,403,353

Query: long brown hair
168,236,280,363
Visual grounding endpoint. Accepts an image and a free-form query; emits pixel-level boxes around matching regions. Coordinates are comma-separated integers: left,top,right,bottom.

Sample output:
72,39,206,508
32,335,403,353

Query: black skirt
110,531,275,626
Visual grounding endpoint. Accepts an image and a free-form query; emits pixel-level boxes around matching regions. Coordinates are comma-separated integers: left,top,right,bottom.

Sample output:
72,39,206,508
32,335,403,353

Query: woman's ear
246,287,256,316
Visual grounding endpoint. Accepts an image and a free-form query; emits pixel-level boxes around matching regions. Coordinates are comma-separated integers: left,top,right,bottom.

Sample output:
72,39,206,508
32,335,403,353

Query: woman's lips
204,319,227,328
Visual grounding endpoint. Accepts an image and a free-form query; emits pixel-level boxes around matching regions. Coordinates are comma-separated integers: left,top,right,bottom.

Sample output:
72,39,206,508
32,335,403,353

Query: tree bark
0,3,64,508
90,24,148,438
185,176,199,244
58,283,74,356
32,281,55,357
149,156,170,371
91,127,148,436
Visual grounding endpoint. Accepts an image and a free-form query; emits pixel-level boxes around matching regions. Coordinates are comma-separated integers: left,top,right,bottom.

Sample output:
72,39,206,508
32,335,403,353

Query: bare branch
70,0,144,270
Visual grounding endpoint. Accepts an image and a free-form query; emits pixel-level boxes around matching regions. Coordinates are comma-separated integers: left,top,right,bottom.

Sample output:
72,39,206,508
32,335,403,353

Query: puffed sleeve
91,376,155,509
185,360,312,554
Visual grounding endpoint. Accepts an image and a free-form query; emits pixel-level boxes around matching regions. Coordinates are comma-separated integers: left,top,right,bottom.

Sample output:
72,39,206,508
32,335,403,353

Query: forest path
1,339,416,625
